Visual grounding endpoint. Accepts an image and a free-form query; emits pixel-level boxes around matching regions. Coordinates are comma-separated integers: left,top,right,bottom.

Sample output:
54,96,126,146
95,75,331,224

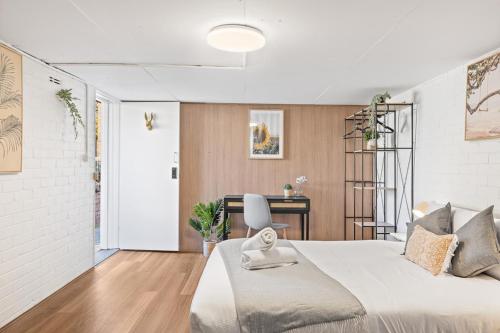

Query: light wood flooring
0,251,207,333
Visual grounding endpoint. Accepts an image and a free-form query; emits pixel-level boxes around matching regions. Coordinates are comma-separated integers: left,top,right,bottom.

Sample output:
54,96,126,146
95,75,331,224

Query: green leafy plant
283,183,292,190
188,199,230,241
363,128,380,141
56,89,85,139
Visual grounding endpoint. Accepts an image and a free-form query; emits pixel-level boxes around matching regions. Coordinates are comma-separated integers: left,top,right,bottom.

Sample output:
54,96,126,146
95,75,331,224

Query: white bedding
190,240,500,333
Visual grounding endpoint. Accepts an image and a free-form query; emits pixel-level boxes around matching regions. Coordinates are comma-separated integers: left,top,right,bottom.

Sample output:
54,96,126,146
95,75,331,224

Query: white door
118,102,179,251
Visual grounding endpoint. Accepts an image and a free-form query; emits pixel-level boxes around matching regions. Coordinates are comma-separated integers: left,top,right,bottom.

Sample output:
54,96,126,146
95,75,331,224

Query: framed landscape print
0,44,23,172
465,51,500,140
249,109,284,159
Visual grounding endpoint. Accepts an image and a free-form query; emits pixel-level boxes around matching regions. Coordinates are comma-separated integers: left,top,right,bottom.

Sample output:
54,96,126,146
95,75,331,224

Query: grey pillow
451,206,500,278
404,203,452,253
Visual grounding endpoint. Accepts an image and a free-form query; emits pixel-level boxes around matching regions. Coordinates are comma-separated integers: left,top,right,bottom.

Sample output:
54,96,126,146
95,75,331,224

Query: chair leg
283,228,287,240
246,227,252,238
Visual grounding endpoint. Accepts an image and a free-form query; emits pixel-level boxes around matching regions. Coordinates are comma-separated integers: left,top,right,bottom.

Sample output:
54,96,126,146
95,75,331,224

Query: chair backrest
243,194,272,230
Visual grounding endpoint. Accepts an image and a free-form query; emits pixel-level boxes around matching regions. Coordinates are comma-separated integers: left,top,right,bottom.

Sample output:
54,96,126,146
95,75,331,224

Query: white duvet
190,240,500,333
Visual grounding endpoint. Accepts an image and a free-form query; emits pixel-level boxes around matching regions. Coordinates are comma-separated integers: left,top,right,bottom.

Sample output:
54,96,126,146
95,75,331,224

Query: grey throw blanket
217,239,367,333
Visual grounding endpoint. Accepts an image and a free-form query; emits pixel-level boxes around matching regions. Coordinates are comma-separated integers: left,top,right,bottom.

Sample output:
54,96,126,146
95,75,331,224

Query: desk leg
223,211,229,240
300,214,305,240
306,213,310,240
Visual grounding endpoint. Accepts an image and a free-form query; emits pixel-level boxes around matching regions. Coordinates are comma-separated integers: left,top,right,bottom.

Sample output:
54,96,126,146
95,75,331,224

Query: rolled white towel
241,247,298,270
241,227,277,252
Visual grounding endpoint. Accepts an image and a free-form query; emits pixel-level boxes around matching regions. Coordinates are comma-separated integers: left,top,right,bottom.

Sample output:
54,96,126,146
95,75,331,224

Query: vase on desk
295,176,308,196
294,184,303,196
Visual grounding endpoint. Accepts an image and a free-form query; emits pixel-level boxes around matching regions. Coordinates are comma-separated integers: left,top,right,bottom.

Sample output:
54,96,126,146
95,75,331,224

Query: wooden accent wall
179,103,362,252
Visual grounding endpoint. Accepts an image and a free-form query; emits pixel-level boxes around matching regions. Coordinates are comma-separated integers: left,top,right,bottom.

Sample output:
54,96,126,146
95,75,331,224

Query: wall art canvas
249,109,284,159
465,51,500,140
0,44,22,172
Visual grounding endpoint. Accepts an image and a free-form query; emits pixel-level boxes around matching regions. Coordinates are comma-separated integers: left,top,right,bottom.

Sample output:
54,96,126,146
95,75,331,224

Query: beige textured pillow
405,225,458,275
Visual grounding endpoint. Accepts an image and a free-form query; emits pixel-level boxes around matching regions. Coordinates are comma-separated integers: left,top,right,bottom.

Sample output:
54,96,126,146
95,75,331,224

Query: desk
223,195,311,240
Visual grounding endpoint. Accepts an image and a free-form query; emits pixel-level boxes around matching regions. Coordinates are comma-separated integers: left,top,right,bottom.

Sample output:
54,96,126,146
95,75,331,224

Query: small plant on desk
188,199,230,257
283,184,293,197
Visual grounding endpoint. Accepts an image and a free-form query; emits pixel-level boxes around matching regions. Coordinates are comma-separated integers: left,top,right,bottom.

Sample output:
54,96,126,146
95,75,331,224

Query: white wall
0,53,96,327
393,49,500,216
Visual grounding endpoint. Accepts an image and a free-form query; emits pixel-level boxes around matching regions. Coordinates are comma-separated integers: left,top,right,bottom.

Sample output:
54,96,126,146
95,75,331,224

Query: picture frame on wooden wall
464,51,500,141
249,109,284,159
0,43,23,173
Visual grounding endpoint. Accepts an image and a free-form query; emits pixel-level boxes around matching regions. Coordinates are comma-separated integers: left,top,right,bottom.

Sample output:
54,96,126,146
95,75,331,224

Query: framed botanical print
0,44,23,172
465,51,500,140
249,109,284,159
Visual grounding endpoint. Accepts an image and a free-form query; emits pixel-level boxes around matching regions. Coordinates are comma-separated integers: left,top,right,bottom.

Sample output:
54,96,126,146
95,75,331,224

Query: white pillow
451,207,479,233
389,232,407,242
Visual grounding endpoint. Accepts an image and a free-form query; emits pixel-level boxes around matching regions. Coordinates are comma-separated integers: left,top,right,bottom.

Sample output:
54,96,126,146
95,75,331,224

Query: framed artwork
249,109,284,159
465,51,500,140
0,44,23,172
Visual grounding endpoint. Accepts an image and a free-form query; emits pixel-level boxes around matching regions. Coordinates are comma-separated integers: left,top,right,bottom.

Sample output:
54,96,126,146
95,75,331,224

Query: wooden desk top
224,194,309,201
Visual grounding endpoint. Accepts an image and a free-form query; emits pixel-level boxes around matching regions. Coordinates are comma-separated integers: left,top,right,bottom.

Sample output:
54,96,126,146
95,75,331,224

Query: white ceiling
0,0,499,104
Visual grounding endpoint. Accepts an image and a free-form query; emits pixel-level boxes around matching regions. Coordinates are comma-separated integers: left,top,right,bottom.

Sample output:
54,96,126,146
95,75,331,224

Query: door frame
96,91,120,250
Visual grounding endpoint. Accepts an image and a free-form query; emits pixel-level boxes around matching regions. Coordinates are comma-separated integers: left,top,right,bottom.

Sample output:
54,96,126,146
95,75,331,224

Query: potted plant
364,129,380,150
188,199,230,257
283,184,293,197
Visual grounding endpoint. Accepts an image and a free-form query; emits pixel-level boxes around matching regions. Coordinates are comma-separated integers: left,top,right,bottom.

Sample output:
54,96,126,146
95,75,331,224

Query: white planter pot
367,139,377,150
203,240,216,257
284,189,293,197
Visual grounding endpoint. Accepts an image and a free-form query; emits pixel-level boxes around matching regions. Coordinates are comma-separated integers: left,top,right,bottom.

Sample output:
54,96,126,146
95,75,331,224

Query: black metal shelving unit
343,103,415,240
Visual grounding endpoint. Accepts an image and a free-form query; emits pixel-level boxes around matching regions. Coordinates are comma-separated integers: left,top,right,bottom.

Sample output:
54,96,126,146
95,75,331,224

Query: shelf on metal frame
345,180,384,183
353,221,395,228
343,102,414,241
353,186,395,191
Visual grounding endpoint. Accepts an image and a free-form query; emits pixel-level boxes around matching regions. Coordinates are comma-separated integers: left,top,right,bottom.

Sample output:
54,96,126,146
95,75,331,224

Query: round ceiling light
207,24,266,52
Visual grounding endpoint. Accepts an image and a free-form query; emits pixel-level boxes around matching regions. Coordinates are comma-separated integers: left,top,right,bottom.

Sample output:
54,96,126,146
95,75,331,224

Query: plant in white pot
364,128,380,150
283,183,293,197
188,199,230,257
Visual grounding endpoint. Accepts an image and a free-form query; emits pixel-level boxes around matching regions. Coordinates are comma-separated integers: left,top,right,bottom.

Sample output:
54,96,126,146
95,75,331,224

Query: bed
190,239,500,333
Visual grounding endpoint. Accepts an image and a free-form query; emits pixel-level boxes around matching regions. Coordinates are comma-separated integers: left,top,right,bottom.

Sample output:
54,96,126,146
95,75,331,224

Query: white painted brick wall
0,56,95,327
393,49,500,216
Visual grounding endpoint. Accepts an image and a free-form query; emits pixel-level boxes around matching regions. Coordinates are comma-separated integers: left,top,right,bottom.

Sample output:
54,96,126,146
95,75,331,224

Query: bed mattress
190,240,500,333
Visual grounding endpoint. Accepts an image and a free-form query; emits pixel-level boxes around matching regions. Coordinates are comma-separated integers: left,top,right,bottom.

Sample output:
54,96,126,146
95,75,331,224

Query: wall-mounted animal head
144,112,154,130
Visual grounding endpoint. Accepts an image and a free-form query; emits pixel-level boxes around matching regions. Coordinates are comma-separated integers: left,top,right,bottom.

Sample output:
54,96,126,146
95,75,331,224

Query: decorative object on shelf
465,51,500,140
188,198,230,256
283,183,293,197
0,43,23,173
56,88,85,139
363,128,380,150
295,176,308,196
144,112,154,131
249,109,284,159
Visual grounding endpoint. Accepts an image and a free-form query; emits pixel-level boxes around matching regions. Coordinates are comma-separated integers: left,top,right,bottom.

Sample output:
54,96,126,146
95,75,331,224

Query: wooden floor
0,251,207,333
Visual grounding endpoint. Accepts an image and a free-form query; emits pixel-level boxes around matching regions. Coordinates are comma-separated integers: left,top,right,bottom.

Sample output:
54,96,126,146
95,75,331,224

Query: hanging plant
56,88,85,139
366,91,391,137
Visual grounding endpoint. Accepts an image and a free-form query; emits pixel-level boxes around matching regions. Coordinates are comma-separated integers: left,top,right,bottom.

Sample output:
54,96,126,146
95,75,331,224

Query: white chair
243,193,289,239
